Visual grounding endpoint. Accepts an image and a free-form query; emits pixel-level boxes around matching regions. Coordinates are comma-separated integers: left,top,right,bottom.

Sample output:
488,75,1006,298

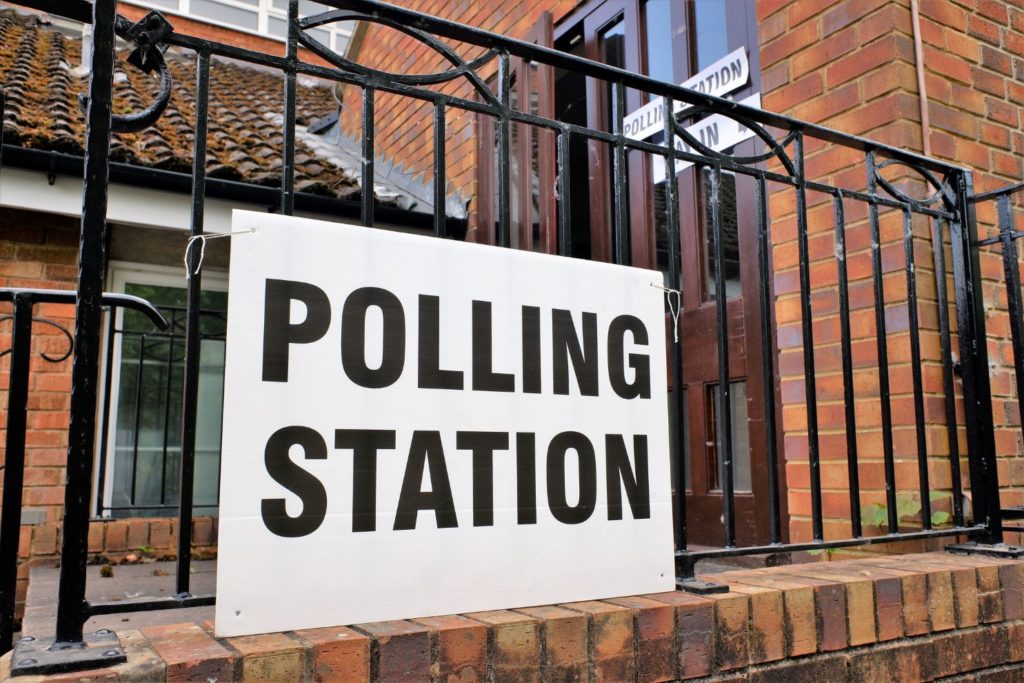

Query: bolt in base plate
11,630,125,677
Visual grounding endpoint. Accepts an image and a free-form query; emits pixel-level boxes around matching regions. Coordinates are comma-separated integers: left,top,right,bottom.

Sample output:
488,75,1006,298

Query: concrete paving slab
22,561,216,636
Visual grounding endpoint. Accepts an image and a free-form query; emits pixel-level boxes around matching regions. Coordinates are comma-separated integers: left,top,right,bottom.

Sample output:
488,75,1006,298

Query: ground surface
23,560,217,635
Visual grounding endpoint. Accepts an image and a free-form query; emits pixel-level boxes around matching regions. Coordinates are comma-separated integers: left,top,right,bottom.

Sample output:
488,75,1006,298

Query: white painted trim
0,165,424,234
93,263,228,517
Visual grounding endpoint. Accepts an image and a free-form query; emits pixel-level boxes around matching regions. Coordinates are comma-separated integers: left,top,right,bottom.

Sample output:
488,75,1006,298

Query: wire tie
184,228,256,279
651,283,682,344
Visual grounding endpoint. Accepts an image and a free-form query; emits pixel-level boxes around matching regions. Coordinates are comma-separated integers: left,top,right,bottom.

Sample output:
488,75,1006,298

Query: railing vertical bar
129,335,146,506
757,173,782,544
281,2,298,216
361,86,375,227
930,217,964,527
833,192,862,537
663,97,687,554
556,129,571,257
496,51,512,248
795,133,823,541
951,170,1003,543
159,316,175,506
710,163,735,548
866,152,899,534
55,0,117,644
433,102,447,238
0,295,34,654
998,196,1024,433
610,80,628,265
95,309,118,516
176,50,211,596
903,208,931,528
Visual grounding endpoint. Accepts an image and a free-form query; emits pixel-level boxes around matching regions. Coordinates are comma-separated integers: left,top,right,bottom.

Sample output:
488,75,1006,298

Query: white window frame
122,0,355,55
92,261,229,518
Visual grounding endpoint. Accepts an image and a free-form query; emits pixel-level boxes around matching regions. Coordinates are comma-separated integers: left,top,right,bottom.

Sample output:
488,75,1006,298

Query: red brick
646,591,715,678
104,520,128,553
294,625,371,682
606,596,676,682
356,620,430,683
562,600,635,682
412,614,486,682
226,631,305,682
466,610,540,683
143,622,235,682
517,606,587,680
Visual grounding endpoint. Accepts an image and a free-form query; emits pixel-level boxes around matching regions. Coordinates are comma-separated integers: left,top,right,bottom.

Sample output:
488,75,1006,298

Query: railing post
947,169,1021,558
0,295,35,655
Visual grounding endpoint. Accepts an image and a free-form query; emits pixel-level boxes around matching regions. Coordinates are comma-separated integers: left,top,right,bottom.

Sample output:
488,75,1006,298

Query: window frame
121,0,355,55
92,261,228,519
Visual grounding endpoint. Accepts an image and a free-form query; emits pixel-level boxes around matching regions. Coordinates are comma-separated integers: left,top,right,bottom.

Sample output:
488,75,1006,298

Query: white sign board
652,92,762,184
622,47,749,142
215,211,675,637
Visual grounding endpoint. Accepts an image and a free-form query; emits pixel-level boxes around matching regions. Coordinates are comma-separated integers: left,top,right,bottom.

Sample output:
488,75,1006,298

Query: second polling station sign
215,211,675,637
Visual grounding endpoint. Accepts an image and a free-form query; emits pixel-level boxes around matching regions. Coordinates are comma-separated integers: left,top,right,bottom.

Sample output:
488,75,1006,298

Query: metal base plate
11,630,125,677
946,542,1024,559
677,577,730,594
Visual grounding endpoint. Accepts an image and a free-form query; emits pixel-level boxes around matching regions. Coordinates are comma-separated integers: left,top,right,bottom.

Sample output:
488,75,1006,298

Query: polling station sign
215,211,675,637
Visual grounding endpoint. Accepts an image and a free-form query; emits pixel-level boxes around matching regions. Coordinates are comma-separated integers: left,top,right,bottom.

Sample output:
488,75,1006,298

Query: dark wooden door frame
551,0,787,546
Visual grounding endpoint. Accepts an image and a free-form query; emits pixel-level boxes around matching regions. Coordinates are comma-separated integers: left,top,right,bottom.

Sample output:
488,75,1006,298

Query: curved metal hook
79,11,174,133
872,157,956,209
0,315,74,363
298,9,500,108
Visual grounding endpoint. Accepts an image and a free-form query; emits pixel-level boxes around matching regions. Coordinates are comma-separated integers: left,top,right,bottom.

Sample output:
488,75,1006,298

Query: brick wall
759,0,1024,547
338,0,579,243
6,552,1024,681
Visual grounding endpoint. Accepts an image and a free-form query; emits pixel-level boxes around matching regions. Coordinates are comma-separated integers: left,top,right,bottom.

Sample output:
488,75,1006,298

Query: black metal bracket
10,630,125,677
78,11,174,133
946,542,1024,559
677,577,730,595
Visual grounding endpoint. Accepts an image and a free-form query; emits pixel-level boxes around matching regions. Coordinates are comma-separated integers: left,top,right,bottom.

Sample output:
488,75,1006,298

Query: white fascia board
0,166,235,233
0,166,422,234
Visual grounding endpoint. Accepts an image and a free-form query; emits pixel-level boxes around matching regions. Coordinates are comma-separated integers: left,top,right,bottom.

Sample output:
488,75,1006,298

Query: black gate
1,0,1021,674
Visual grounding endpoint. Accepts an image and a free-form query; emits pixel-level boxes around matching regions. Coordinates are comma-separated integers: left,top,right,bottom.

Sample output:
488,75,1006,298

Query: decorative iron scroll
670,103,799,176
0,315,73,362
298,9,500,107
78,11,174,133
872,156,957,209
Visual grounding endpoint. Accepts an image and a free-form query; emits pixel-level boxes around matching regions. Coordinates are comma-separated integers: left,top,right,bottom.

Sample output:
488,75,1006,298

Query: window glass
190,0,259,30
693,0,729,72
643,0,674,85
706,380,751,492
109,283,226,517
703,169,741,300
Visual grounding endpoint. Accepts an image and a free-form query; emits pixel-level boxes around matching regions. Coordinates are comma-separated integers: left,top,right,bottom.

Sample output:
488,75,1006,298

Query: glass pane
268,15,286,38
190,0,259,30
109,283,226,517
644,0,674,85
703,169,741,300
706,381,751,492
694,0,729,73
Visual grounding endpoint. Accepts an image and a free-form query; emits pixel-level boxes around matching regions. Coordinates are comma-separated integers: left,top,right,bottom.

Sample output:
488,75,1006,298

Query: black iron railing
973,181,1024,533
0,0,1020,674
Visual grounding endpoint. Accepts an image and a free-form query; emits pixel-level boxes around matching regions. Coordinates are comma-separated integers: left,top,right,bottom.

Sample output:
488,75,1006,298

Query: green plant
860,491,952,530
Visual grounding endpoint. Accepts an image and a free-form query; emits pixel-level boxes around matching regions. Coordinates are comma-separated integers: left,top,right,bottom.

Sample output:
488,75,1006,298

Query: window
96,265,227,518
124,0,354,55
